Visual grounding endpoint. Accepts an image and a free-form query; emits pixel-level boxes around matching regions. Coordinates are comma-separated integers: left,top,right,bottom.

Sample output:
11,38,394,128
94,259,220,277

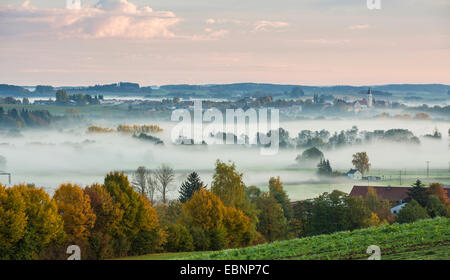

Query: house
362,175,382,181
390,203,407,215
345,169,362,180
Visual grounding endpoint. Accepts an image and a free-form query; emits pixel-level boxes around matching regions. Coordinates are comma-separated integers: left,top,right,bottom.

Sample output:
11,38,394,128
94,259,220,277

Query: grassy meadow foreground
126,218,450,260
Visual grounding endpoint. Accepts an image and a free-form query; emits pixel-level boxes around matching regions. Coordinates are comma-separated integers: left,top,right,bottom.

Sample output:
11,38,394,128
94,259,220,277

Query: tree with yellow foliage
0,185,64,259
365,187,394,224
104,172,165,256
223,206,253,248
53,184,96,243
366,212,382,227
182,189,254,250
211,160,257,223
0,185,27,259
182,188,225,233
15,185,64,259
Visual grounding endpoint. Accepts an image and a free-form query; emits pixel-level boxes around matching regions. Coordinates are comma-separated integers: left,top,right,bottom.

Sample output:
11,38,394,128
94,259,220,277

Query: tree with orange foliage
428,183,449,205
223,206,253,248
84,184,124,259
53,184,96,243
182,189,254,250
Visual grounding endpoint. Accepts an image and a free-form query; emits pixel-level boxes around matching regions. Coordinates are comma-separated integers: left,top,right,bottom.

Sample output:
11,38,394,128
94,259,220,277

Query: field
125,218,450,260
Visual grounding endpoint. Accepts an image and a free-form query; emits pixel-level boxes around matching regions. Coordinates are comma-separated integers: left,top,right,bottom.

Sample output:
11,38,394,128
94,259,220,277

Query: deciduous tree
352,152,371,176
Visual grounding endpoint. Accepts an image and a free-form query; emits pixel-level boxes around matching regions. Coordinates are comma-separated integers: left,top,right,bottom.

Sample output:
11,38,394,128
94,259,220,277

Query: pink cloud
254,20,289,32
0,0,180,39
348,24,370,30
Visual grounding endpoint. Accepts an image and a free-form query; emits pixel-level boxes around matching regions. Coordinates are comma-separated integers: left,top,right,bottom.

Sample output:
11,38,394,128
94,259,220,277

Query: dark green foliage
396,200,430,223
209,227,227,251
165,224,194,252
133,133,164,145
190,226,210,251
310,191,350,235
407,180,428,207
254,193,288,242
0,107,54,128
426,196,447,218
296,147,323,163
179,172,204,203
317,158,332,176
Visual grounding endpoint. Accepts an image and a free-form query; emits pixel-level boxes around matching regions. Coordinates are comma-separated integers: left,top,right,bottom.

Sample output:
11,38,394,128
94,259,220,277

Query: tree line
0,107,55,128
0,160,448,259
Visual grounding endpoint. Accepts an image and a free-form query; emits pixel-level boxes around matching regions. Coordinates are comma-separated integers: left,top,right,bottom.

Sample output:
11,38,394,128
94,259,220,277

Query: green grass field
124,218,450,260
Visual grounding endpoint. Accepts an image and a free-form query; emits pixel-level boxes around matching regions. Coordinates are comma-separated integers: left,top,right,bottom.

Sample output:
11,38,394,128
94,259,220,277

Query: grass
120,251,211,260
175,218,450,260
381,244,450,260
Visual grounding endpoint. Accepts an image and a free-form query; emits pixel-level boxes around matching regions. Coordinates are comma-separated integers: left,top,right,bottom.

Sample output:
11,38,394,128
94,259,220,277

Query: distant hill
1,82,449,97
0,84,30,96
160,83,450,96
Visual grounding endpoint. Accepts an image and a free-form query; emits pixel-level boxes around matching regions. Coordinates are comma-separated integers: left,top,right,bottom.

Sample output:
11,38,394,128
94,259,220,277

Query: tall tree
268,177,292,220
132,166,149,196
155,164,175,204
84,184,124,259
254,192,288,242
53,184,96,243
407,180,428,207
427,183,449,205
146,172,158,205
317,158,332,176
103,172,165,256
352,152,371,175
179,172,204,203
0,185,28,258
14,185,64,260
211,160,256,223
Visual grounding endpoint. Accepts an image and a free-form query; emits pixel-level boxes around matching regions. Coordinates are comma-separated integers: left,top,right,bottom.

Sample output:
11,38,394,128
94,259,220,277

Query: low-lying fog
0,119,449,199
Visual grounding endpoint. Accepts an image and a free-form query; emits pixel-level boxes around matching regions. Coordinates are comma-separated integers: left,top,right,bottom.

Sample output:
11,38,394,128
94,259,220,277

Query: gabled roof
350,185,450,201
346,169,360,175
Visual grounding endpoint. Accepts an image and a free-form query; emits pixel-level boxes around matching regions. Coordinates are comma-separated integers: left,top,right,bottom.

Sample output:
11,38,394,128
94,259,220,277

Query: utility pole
426,161,430,177
399,170,402,185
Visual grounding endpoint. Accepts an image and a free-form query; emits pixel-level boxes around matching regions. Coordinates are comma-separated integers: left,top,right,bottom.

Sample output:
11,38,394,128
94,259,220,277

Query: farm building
345,169,362,180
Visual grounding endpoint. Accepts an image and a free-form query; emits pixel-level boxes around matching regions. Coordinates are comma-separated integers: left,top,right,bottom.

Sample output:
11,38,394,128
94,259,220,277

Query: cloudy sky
0,0,449,86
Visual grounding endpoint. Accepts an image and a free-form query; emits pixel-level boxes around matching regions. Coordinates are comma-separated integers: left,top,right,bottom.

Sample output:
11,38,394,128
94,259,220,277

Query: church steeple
367,88,373,107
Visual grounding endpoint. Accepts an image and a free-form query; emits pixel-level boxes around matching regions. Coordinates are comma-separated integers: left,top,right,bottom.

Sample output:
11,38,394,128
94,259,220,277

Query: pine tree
317,158,332,176
179,172,204,203
407,180,428,207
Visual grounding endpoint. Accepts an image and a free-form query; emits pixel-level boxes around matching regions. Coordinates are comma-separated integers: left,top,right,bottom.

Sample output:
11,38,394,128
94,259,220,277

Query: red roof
349,185,450,202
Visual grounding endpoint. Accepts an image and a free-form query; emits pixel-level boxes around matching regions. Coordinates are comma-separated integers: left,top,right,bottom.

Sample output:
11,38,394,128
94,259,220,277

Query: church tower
367,88,373,107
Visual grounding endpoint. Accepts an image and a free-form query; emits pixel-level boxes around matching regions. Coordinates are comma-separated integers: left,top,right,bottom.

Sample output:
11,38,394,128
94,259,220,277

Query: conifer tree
179,172,204,203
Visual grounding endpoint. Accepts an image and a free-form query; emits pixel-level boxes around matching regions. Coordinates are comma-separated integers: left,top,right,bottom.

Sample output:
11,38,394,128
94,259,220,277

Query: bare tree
146,170,158,205
155,164,175,204
132,166,149,196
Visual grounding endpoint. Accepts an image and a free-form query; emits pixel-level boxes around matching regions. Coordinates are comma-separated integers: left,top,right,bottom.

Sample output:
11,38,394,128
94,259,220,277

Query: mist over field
0,118,448,199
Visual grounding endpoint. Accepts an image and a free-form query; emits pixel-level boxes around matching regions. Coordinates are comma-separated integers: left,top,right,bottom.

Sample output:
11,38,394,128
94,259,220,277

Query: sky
0,0,449,86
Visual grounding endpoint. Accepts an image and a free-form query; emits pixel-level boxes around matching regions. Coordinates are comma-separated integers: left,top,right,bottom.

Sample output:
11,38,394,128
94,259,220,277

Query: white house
345,169,362,180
